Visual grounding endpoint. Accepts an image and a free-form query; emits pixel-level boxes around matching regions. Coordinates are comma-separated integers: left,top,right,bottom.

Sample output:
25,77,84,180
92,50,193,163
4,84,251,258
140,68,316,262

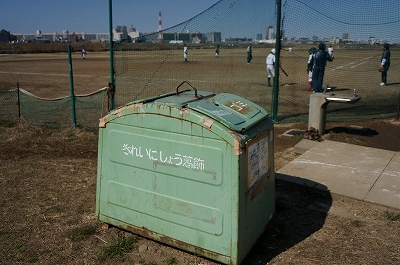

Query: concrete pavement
276,139,400,210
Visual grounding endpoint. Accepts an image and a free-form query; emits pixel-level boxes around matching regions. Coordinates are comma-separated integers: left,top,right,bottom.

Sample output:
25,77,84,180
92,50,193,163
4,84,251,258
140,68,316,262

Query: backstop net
113,0,399,123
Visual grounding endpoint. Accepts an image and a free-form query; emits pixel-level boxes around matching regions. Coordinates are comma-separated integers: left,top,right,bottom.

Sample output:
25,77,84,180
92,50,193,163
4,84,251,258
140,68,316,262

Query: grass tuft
384,210,400,222
97,235,139,262
166,257,178,265
0,119,18,128
65,225,96,242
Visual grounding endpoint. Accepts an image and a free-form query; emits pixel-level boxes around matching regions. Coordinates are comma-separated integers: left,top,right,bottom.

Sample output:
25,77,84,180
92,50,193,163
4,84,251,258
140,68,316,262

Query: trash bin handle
176,80,198,97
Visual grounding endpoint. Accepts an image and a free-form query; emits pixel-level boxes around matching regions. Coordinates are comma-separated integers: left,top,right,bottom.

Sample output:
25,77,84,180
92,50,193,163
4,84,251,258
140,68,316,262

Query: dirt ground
0,118,399,265
1,49,400,264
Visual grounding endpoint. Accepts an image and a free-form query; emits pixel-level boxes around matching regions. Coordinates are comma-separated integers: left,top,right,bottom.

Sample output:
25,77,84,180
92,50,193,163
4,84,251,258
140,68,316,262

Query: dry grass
1,46,400,264
1,119,399,265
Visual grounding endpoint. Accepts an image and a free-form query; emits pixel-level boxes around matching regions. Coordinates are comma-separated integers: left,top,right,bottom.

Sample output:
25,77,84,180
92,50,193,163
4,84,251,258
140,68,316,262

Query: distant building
0,29,11,42
33,37,50,43
204,32,221,43
115,25,127,34
177,32,191,43
113,26,128,41
127,25,140,42
96,33,110,43
161,32,177,43
266,26,275,40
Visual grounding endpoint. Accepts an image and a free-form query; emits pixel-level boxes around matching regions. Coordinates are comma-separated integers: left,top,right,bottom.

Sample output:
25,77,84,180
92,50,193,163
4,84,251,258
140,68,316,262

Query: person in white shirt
328,45,333,56
81,48,87,59
183,44,188,62
266,48,276,86
307,47,316,90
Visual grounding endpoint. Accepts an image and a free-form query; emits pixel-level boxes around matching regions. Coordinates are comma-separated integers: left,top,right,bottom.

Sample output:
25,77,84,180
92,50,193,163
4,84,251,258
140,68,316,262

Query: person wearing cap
312,42,334,92
266,48,276,86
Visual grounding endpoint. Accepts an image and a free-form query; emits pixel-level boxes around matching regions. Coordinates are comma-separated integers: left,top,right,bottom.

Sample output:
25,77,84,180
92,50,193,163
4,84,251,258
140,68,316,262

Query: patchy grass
384,210,400,222
65,225,97,242
166,257,178,265
0,119,18,128
96,235,140,262
1,120,400,265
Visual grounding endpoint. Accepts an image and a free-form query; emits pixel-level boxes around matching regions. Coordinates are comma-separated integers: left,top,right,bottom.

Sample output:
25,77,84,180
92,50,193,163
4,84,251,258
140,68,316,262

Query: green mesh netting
113,0,400,123
1,0,399,128
0,88,108,129
0,89,19,120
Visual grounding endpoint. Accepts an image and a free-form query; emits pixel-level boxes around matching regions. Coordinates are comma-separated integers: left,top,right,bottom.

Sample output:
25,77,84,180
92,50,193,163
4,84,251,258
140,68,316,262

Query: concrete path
276,140,400,210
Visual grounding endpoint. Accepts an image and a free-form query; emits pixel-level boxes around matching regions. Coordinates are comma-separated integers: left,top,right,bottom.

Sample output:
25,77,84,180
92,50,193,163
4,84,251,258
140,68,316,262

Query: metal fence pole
109,0,115,110
271,0,282,122
17,82,21,119
68,45,77,128
395,91,400,121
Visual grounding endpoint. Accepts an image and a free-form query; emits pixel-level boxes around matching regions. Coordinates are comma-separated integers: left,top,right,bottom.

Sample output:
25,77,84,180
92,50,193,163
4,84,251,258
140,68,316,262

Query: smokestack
158,11,163,43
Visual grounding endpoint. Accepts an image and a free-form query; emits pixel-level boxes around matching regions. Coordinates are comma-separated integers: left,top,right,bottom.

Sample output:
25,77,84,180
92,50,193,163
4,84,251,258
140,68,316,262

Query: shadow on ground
326,125,379,136
241,178,332,264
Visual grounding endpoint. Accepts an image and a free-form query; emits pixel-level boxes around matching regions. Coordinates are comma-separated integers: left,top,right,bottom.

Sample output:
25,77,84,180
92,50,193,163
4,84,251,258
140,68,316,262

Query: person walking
247,43,252,64
312,42,334,92
379,43,391,86
266,48,275,86
183,44,188,62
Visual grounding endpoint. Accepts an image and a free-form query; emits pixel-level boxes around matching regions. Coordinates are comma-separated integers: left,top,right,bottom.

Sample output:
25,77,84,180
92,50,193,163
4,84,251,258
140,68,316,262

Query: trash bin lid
187,93,268,132
154,90,216,107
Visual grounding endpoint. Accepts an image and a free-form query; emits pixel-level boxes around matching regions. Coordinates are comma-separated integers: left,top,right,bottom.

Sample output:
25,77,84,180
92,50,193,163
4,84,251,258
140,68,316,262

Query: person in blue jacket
379,43,391,86
312,42,334,92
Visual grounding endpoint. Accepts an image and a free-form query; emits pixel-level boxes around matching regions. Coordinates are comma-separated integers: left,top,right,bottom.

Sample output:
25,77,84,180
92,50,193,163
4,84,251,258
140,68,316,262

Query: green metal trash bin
96,83,275,265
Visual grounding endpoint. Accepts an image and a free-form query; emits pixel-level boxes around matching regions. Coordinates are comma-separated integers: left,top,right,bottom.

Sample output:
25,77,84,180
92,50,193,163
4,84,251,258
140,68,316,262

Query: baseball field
1,44,398,122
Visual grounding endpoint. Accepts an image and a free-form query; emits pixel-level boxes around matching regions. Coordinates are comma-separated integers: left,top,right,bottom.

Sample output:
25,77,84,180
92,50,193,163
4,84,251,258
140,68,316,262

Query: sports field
0,52,110,97
1,44,398,121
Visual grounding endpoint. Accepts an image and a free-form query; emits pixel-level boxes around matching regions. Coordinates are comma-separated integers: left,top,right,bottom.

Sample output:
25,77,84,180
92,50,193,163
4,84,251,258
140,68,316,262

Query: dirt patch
0,118,399,265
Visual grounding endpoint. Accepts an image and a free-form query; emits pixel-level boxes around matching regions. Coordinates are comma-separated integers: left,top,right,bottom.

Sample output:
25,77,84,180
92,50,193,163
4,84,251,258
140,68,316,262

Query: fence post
17,82,21,119
109,0,116,110
68,45,77,128
395,91,400,121
271,0,282,122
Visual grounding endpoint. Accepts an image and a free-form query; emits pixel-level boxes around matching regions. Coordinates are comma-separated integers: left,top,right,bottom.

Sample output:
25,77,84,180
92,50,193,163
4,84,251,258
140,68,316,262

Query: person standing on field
215,44,220,57
328,45,333,56
266,48,275,86
307,47,316,91
247,43,252,64
379,43,391,86
312,42,334,92
81,48,87,59
183,44,188,62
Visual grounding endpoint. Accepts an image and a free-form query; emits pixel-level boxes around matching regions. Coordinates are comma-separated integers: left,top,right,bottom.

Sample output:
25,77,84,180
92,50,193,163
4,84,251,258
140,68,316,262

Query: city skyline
1,0,219,35
2,0,399,44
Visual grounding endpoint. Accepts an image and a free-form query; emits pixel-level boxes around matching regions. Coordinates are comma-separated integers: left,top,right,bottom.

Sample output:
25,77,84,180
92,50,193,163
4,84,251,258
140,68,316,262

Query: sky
1,0,399,42
1,0,220,34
